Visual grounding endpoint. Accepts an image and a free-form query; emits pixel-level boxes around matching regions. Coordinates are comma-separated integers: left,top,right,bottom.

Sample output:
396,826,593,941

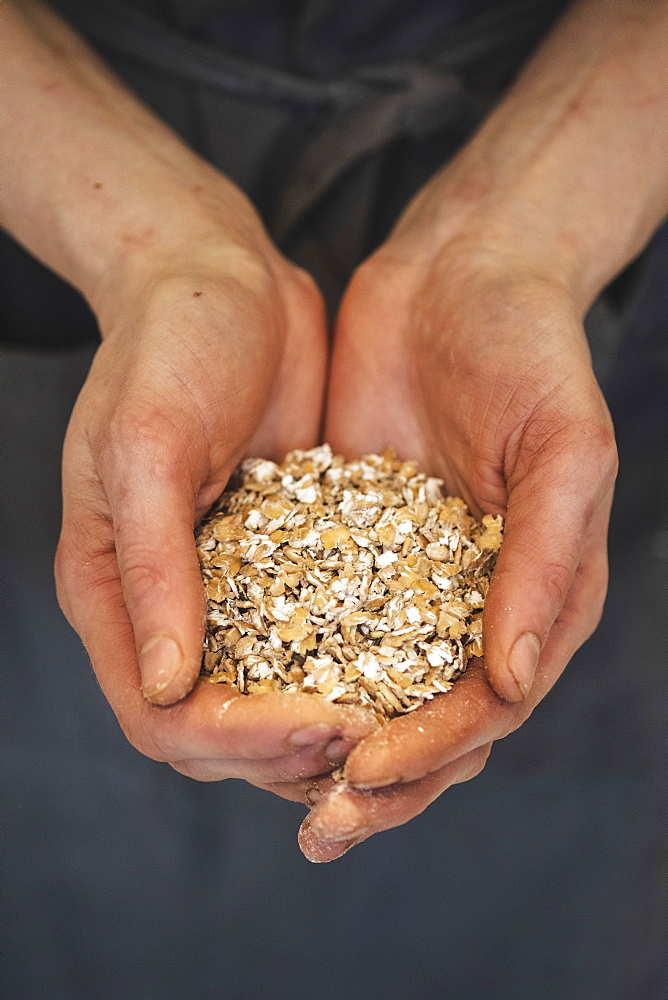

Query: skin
1,1,667,859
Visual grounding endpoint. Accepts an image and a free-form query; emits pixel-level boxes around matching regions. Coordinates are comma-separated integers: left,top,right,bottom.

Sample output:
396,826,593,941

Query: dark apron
2,4,666,999
3,0,584,341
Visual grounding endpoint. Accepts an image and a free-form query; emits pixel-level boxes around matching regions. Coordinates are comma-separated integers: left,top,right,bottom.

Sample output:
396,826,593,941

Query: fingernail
303,839,358,863
305,785,325,806
316,825,373,844
324,737,356,764
346,773,402,790
288,723,335,748
139,634,182,700
507,631,541,699
299,819,365,863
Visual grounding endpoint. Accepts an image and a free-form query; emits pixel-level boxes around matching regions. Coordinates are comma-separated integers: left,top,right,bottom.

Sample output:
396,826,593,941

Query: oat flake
196,445,503,724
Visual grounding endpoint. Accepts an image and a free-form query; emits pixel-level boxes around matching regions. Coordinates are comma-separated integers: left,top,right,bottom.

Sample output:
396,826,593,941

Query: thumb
483,434,616,703
107,436,207,706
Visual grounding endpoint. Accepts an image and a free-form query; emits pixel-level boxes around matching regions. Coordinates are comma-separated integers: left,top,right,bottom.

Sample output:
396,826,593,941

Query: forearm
394,0,668,309
0,1,267,311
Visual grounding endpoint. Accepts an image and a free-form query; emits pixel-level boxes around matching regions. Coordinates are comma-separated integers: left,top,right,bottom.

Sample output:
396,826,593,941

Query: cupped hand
55,215,377,797
307,232,618,859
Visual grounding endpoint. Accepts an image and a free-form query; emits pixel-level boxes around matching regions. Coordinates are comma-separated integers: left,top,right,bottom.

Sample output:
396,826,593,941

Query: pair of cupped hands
55,158,618,862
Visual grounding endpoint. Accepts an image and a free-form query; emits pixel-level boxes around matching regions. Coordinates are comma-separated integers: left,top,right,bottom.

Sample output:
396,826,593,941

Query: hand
55,213,377,798
305,231,618,859
296,0,668,860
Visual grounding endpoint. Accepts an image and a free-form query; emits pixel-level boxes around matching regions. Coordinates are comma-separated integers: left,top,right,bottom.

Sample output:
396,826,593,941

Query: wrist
82,176,276,325
384,176,599,312
0,1,276,315
387,0,668,311
3,100,277,323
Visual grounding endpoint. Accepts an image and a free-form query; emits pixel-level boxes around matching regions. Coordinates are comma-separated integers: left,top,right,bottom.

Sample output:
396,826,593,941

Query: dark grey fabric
2,1,667,996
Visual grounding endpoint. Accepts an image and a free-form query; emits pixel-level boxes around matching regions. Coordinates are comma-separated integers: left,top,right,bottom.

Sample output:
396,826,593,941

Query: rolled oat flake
196,445,503,724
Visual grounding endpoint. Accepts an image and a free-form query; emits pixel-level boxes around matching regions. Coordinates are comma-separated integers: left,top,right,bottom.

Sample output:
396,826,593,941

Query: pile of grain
197,446,502,722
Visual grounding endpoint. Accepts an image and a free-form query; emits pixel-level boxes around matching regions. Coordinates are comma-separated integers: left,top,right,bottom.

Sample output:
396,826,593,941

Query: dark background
2,1,667,997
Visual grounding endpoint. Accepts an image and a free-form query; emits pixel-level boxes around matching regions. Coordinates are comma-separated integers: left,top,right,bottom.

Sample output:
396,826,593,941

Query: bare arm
393,0,668,308
0,0,272,309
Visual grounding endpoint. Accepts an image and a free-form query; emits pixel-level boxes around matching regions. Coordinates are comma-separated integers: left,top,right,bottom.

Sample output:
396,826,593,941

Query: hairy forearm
395,0,668,307
0,1,266,309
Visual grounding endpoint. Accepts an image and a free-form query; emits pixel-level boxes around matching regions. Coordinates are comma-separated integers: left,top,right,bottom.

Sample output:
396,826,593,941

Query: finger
324,264,424,461
168,734,359,784
300,745,491,862
298,823,361,863
96,409,209,705
142,680,379,763
343,660,515,788
483,428,616,703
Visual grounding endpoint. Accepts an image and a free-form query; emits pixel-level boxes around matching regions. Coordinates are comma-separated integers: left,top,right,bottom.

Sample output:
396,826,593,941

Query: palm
305,249,618,860
83,260,328,517
326,253,601,512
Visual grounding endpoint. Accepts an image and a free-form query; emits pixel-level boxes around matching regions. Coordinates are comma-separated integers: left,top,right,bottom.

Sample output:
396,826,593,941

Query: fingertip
343,746,402,790
332,704,380,743
485,630,541,703
324,737,357,765
484,664,524,703
345,771,403,790
486,678,524,704
298,817,359,863
342,722,408,788
308,786,371,842
142,674,198,706
140,633,200,705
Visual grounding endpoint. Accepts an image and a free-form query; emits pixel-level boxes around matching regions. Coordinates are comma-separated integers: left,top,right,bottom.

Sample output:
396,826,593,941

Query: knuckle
463,756,486,783
119,550,166,606
170,757,233,782
468,745,491,780
117,712,169,762
590,564,609,619
225,248,274,297
594,428,619,491
340,252,413,325
577,420,619,492
582,600,605,643
353,251,400,287
573,559,609,642
54,539,75,625
284,265,327,331
99,402,199,498
288,263,320,300
168,760,215,782
494,545,575,614
542,559,574,611
105,404,177,465
54,519,118,628
346,255,390,300
455,745,492,785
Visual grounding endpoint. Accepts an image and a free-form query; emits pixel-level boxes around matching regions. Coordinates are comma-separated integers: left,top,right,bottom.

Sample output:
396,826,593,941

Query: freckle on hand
193,291,202,297
93,182,102,189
